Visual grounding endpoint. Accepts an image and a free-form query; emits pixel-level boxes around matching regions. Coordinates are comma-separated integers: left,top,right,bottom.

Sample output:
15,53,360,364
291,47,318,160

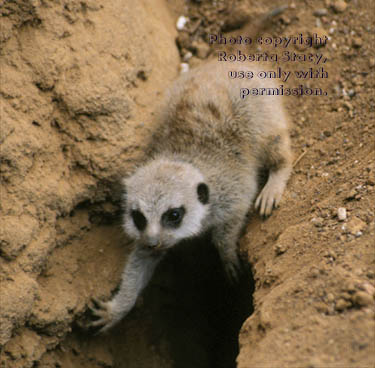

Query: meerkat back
150,60,291,171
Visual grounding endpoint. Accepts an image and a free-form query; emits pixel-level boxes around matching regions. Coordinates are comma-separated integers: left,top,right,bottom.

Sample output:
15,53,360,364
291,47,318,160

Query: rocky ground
0,0,374,367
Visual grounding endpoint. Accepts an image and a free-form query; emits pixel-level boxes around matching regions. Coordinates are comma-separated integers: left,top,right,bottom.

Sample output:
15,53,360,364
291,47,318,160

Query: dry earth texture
0,0,374,367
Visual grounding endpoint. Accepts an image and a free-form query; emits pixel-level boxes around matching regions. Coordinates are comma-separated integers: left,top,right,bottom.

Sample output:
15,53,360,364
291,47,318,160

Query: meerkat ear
197,183,209,204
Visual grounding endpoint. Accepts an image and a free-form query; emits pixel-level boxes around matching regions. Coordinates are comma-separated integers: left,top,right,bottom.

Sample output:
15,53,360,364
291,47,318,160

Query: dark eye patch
131,210,147,231
197,182,209,204
161,207,185,228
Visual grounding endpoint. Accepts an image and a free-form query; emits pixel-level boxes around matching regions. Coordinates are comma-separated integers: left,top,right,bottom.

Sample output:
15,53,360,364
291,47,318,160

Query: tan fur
151,60,292,214
89,60,293,333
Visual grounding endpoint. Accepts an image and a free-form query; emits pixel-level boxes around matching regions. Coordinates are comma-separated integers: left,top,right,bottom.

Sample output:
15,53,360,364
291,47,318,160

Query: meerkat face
122,159,210,251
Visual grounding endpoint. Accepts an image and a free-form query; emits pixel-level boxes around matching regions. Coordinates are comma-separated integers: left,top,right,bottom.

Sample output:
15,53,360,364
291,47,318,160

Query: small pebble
183,51,193,62
337,207,347,221
332,0,348,13
314,8,328,17
353,291,374,307
352,37,363,49
176,16,188,31
180,63,189,73
336,168,343,176
274,243,288,255
346,188,357,199
335,298,351,311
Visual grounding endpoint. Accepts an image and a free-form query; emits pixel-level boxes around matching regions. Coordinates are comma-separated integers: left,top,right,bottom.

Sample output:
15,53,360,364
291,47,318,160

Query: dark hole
137,70,147,81
112,234,254,368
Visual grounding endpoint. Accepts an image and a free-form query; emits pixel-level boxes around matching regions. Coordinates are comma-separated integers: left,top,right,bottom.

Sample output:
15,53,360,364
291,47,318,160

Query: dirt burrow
1,0,375,367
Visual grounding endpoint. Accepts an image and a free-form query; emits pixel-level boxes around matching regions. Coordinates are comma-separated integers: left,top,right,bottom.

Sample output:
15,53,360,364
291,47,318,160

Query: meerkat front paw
255,177,286,217
255,183,281,217
255,167,291,217
88,298,117,334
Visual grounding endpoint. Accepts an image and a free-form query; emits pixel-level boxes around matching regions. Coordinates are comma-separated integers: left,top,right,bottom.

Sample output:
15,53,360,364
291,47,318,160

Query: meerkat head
122,158,210,251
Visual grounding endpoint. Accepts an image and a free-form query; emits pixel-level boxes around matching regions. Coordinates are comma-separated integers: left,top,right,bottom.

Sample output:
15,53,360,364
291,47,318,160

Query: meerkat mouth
155,241,163,250
146,240,165,252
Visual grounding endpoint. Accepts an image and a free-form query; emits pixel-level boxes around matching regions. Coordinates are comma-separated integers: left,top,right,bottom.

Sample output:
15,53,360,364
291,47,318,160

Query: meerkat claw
224,260,242,283
88,298,114,334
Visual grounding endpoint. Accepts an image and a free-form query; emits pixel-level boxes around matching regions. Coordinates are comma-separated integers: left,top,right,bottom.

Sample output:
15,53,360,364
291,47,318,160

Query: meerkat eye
131,210,147,231
162,207,185,228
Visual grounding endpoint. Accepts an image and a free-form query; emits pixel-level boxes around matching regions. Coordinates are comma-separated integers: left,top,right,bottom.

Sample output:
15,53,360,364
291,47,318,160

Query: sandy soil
0,0,374,367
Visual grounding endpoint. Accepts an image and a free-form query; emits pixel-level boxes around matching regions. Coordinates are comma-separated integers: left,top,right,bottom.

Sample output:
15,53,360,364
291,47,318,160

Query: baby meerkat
89,60,292,333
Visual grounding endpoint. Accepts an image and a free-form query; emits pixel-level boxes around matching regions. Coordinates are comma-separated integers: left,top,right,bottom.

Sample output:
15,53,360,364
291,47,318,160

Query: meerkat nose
146,237,161,249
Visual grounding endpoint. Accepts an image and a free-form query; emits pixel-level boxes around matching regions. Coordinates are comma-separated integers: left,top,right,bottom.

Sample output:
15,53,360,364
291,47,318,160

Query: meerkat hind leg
255,166,291,217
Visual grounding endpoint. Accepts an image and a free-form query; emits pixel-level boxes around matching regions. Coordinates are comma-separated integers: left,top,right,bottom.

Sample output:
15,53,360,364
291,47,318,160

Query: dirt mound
1,0,374,367
1,0,180,366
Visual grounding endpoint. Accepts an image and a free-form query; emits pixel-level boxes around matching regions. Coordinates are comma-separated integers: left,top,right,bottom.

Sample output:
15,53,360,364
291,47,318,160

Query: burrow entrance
110,234,254,368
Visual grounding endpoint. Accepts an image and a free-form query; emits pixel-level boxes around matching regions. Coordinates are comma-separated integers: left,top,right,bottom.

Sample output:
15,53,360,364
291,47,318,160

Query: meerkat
88,58,292,333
